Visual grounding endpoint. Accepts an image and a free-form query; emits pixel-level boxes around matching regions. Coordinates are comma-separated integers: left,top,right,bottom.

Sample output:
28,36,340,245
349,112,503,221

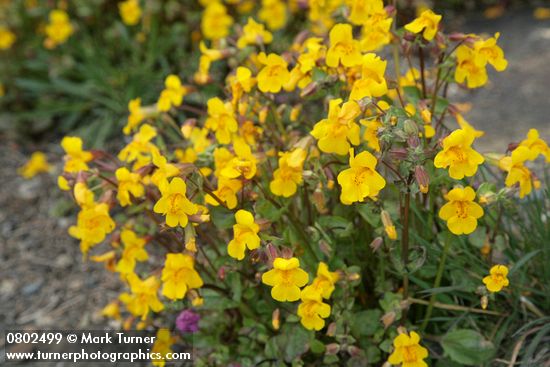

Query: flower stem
420,231,452,331
401,189,411,324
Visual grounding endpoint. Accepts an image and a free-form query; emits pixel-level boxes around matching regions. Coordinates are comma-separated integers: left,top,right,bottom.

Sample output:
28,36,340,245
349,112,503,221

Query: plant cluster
12,0,550,366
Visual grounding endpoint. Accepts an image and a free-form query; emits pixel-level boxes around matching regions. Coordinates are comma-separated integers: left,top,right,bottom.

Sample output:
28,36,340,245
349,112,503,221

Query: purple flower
176,309,200,334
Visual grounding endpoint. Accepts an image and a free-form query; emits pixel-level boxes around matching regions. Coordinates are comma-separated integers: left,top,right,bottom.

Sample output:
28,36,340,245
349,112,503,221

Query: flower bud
403,119,419,136
415,165,429,193
272,308,280,330
218,266,226,280
265,243,279,266
420,108,432,123
300,82,318,98
481,295,488,310
370,236,383,252
325,343,340,355
326,322,337,337
319,240,332,257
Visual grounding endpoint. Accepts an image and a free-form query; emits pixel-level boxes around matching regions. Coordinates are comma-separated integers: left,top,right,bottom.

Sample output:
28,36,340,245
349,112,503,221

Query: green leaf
210,206,235,230
440,329,495,365
350,309,382,337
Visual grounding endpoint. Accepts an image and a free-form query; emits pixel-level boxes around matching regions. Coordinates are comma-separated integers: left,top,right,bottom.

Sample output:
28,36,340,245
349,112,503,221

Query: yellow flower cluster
44,9,74,49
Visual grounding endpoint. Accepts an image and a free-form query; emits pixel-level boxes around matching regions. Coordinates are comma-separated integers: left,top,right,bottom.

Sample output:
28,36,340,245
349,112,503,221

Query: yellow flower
349,53,388,100
18,152,51,179
161,253,203,300
434,128,484,179
297,287,331,330
44,10,74,48
404,9,442,41
69,203,116,254
337,148,386,205
116,229,148,275
118,0,141,26
381,210,398,240
119,273,164,320
229,66,256,104
118,124,157,167
308,262,340,299
150,149,179,187
237,17,273,49
519,128,550,162
498,146,536,198
348,0,384,25
262,257,309,302
473,33,507,71
157,74,187,112
482,264,510,293
439,186,483,235
270,148,307,197
220,138,257,180
257,52,290,93
361,119,383,152
205,97,238,144
74,182,94,208
115,167,144,207
455,45,488,88
310,99,361,155
228,209,261,260
123,98,145,135
61,136,93,173
153,177,197,227
455,113,484,138
151,329,175,367
360,12,393,52
205,177,242,209
0,26,16,50
326,23,362,68
258,0,287,30
388,331,429,367
201,2,234,41
101,301,121,320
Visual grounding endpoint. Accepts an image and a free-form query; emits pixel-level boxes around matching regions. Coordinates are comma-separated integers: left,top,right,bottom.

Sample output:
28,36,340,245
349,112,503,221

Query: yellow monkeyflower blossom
123,98,145,135
44,10,74,48
258,0,287,30
297,287,331,330
205,97,238,144
337,148,386,205
0,26,16,50
73,182,94,208
118,124,157,166
519,128,550,161
326,23,362,68
498,146,537,198
205,177,242,209
361,119,383,152
161,253,203,300
18,152,51,179
157,74,187,112
308,262,339,299
455,45,488,88
310,99,361,155
434,128,484,179
388,331,429,367
360,11,393,52
350,53,388,100
61,136,93,173
257,52,290,93
270,148,307,197
118,0,141,26
201,2,233,41
115,167,144,207
101,301,121,320
237,17,273,49
116,229,148,275
119,273,164,320
69,203,116,254
153,177,197,227
229,66,256,104
262,257,309,302
439,186,484,235
220,138,257,180
151,329,175,367
473,33,507,72
348,0,384,25
404,9,441,41
227,209,261,260
150,149,179,187
482,264,510,293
